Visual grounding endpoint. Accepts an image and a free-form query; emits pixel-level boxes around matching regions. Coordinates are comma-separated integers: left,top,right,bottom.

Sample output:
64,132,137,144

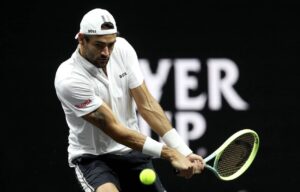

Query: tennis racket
203,129,259,181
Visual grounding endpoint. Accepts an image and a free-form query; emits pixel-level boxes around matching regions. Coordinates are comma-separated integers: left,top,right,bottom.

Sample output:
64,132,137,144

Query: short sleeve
55,77,102,117
118,38,144,89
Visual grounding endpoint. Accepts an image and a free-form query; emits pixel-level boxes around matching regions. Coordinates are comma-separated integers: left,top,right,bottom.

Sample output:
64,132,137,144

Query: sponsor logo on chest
119,72,127,78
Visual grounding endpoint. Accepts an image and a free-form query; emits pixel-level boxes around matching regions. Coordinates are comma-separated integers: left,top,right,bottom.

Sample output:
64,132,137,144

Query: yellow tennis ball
139,168,156,185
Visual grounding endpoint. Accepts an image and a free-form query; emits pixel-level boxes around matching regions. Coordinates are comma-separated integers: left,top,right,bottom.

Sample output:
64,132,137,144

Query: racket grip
174,169,180,175
174,168,201,175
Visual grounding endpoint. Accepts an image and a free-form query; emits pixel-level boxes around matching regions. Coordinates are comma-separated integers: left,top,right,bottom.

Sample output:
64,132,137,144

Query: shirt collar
72,46,109,86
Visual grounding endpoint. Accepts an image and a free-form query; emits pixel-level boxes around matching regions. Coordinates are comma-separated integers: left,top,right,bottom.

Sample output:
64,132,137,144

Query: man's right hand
161,146,195,179
187,153,205,174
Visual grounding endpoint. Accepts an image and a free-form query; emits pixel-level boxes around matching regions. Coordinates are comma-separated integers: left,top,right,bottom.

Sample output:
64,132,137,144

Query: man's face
80,34,117,68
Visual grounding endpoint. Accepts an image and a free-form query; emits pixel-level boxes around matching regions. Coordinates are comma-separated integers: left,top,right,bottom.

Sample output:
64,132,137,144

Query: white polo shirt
54,37,144,167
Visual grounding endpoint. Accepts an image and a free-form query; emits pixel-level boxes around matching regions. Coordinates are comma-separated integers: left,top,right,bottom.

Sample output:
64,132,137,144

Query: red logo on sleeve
75,99,92,108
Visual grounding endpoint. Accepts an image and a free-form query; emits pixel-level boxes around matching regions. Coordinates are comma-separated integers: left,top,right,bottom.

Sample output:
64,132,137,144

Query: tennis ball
139,168,156,185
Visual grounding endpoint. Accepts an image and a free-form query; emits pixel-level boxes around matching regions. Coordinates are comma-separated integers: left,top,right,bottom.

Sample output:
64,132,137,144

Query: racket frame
204,129,259,180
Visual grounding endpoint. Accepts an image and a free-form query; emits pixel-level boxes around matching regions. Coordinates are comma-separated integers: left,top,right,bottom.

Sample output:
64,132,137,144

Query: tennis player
54,8,204,192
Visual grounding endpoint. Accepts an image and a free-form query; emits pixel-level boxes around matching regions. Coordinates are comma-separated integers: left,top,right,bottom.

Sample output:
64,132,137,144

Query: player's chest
91,66,128,105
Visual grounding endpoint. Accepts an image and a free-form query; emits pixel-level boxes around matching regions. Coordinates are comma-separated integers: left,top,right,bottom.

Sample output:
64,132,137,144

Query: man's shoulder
56,49,79,74
115,37,131,48
56,59,75,77
55,58,86,85
113,37,136,57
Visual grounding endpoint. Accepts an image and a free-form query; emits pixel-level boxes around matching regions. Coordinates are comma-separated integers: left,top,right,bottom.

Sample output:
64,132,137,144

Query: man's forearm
131,82,193,156
138,95,173,136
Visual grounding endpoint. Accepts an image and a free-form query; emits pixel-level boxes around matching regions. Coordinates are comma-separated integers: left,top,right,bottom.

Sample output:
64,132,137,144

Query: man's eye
107,43,115,48
95,44,105,48
94,42,115,49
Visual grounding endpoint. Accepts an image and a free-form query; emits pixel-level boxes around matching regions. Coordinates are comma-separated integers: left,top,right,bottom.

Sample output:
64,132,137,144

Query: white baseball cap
75,8,117,39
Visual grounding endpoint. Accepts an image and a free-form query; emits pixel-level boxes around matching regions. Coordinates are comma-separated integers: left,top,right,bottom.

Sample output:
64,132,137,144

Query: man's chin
95,62,107,68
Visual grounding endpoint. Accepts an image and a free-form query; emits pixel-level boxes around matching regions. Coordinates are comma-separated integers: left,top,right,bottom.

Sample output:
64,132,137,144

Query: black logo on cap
88,29,96,33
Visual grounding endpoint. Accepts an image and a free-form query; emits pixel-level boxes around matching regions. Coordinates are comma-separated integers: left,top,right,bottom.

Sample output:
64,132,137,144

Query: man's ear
77,33,85,45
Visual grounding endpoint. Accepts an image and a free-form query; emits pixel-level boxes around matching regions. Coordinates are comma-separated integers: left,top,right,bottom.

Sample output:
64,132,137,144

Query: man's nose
100,46,109,56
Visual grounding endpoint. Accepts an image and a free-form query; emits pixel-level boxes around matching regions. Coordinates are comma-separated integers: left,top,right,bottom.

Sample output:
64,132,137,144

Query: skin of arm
82,101,195,178
130,81,173,136
130,81,205,174
83,102,145,151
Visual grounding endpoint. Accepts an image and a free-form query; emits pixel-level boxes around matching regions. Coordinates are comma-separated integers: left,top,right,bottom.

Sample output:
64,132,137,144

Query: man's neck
102,67,107,76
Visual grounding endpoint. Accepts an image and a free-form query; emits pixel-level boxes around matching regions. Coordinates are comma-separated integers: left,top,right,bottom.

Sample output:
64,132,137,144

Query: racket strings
215,133,255,177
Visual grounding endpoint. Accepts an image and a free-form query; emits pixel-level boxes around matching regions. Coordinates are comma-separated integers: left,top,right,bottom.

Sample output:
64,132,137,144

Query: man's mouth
99,58,108,62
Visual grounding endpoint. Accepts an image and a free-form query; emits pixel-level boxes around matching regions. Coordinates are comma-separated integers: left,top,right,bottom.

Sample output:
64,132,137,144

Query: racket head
206,129,259,181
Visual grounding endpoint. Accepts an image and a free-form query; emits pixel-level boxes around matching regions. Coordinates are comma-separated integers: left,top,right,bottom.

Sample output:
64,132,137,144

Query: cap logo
88,29,96,33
